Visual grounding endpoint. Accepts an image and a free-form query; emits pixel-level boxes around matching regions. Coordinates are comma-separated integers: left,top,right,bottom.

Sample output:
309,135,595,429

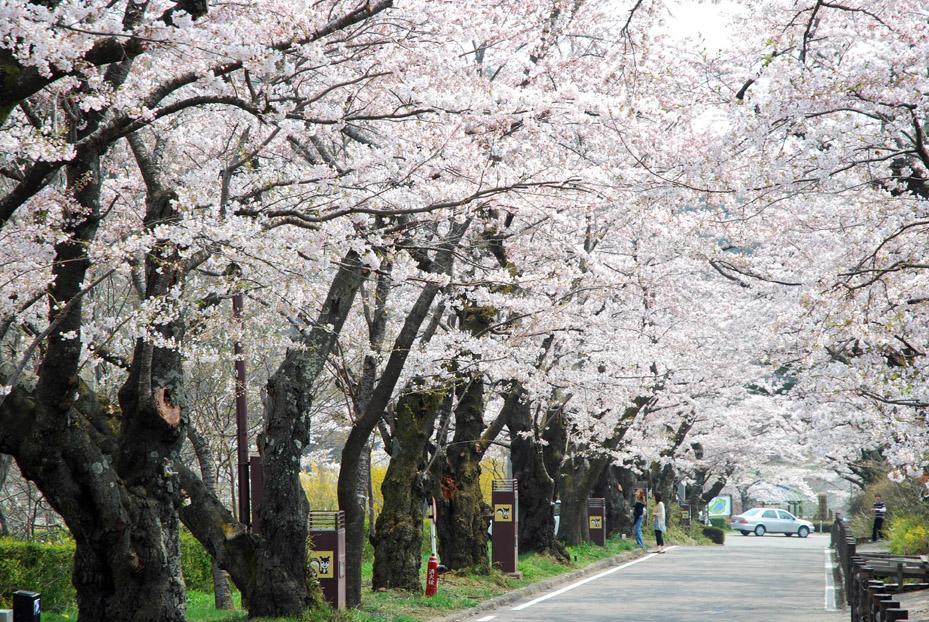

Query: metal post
309,511,346,609
233,292,250,528
587,498,606,546
491,479,518,573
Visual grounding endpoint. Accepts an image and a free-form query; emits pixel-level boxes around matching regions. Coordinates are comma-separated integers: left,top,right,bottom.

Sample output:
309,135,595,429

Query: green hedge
0,538,76,612
709,517,728,530
180,529,215,593
0,531,216,612
702,526,726,544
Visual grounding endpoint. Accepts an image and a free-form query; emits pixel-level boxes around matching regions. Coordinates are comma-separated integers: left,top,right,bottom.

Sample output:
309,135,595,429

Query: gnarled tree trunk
1,120,193,622
250,252,366,618
187,425,233,609
507,390,565,559
371,385,443,591
432,305,500,572
338,220,470,606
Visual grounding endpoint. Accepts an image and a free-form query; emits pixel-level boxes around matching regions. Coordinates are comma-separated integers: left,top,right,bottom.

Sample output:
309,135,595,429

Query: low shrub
181,529,216,593
709,517,727,530
702,526,725,545
0,538,76,612
0,530,218,612
886,514,929,555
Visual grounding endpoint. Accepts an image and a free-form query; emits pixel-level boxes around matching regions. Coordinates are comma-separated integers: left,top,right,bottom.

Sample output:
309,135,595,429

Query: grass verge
42,527,712,622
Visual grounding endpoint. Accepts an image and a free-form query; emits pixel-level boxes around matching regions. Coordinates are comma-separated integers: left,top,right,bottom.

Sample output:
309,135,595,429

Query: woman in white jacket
653,492,666,553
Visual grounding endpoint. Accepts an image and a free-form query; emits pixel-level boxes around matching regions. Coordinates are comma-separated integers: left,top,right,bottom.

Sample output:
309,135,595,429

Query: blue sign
707,495,732,517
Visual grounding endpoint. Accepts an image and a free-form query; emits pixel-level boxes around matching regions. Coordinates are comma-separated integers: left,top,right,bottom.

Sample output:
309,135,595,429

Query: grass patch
35,528,708,622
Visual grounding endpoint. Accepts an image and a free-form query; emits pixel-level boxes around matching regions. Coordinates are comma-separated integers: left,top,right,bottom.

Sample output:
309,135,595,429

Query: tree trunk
187,426,233,609
0,454,10,535
366,443,376,538
178,252,366,619
338,220,469,606
432,305,495,572
250,252,366,618
371,385,443,591
507,391,564,558
557,456,602,545
557,397,654,545
593,465,632,537
1,112,192,620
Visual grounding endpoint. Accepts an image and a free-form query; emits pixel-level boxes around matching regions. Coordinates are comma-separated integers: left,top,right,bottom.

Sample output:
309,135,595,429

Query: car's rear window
744,508,763,516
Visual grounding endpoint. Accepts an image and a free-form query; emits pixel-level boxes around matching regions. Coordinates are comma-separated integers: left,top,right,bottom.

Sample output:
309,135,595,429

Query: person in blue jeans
632,488,647,549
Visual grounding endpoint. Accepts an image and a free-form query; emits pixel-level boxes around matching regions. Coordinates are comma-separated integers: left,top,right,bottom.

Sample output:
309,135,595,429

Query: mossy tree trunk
431,305,507,572
507,389,566,559
338,220,470,606
557,397,655,546
187,425,233,610
371,385,444,591
593,465,633,537
0,454,10,535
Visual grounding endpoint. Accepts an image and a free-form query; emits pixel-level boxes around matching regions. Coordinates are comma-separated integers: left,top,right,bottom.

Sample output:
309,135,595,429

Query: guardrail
832,516,929,621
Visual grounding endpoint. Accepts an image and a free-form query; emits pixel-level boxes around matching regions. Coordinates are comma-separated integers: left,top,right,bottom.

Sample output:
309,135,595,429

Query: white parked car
729,507,814,537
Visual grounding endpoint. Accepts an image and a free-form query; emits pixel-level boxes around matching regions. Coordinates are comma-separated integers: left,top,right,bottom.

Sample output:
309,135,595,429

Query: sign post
587,498,606,546
707,495,732,518
308,511,346,609
491,479,518,573
12,591,40,622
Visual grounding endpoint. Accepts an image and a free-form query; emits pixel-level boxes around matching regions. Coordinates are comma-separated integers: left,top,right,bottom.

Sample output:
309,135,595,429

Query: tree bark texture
593,465,633,537
506,390,565,558
557,456,601,545
0,454,10,535
371,385,443,591
250,252,366,618
432,306,497,572
187,426,233,609
338,220,469,606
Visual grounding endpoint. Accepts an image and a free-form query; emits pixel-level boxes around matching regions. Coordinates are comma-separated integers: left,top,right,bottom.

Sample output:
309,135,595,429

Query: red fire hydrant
426,497,439,596
425,553,439,596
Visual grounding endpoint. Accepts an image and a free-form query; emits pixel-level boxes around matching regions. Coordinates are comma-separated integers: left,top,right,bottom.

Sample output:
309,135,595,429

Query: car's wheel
754,525,766,536
739,530,749,536
798,526,810,538
784,532,793,537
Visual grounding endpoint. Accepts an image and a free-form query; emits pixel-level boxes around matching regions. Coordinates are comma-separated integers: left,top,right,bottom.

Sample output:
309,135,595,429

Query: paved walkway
465,533,845,622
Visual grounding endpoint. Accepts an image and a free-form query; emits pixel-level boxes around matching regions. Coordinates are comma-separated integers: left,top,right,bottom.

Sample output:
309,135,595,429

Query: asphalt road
467,532,845,622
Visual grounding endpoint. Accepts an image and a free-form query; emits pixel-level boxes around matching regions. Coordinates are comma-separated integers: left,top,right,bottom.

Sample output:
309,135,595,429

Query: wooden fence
832,516,929,621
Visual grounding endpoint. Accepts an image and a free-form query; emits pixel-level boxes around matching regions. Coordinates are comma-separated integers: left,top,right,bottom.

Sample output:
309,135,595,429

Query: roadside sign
707,495,732,517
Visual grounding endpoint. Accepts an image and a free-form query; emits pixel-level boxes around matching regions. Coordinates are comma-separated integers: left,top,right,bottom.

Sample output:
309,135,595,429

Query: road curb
429,547,649,622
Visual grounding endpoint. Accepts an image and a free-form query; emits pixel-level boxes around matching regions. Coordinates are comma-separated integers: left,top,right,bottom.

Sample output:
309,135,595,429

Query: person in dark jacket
632,489,647,550
872,494,887,542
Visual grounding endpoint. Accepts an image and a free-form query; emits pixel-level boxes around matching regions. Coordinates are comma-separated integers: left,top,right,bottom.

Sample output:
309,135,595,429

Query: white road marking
824,547,838,611
510,546,678,611
476,616,496,621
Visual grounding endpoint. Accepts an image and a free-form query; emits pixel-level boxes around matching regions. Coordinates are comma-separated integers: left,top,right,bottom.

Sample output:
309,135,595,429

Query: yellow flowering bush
887,514,929,555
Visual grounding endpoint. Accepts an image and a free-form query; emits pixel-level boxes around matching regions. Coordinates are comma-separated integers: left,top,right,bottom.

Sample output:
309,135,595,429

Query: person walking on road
653,492,667,553
872,494,887,541
633,489,647,550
